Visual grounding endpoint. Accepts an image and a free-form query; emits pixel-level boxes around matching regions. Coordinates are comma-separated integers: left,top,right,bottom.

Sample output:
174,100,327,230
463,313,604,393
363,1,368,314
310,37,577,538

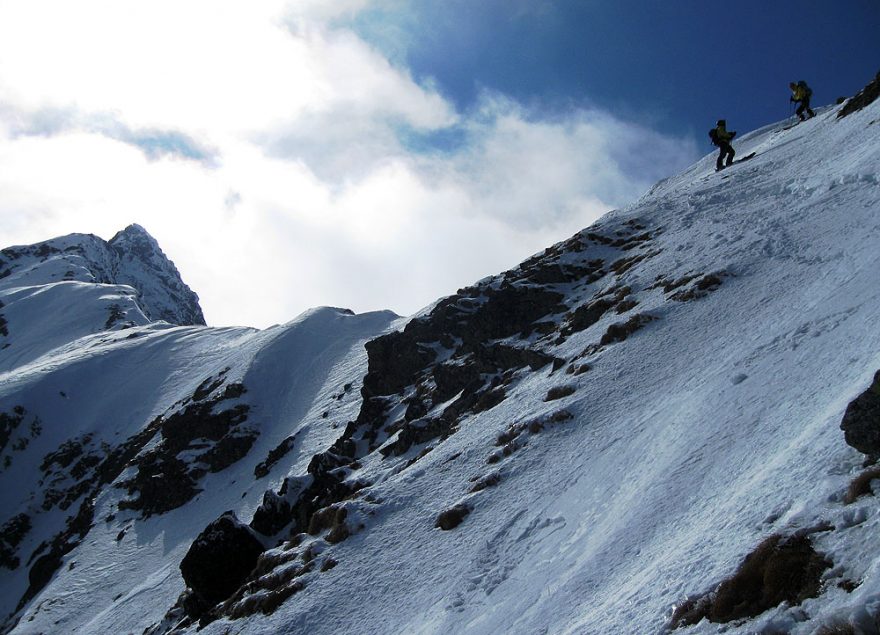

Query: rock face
840,369,880,456
118,371,256,517
107,225,205,326
838,70,880,118
0,224,205,327
179,513,265,610
176,217,669,622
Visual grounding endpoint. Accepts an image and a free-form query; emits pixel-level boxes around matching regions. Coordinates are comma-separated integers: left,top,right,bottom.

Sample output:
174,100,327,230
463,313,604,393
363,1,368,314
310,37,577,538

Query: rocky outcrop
108,224,205,326
0,514,30,570
838,70,880,119
118,371,256,517
170,217,670,622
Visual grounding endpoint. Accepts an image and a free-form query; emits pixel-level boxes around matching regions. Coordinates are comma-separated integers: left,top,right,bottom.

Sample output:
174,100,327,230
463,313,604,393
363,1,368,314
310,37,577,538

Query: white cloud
0,1,698,328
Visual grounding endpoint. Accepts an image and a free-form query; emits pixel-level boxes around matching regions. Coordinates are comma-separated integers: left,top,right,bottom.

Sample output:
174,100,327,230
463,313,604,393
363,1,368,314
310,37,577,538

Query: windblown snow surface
1,95,879,635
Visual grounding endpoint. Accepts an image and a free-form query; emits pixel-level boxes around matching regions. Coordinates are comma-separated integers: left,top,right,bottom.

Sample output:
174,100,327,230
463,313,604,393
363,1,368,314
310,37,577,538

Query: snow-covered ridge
1,81,879,635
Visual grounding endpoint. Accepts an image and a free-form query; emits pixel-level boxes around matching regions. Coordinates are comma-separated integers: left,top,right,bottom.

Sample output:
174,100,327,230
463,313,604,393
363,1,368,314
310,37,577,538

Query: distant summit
107,224,205,326
0,224,205,327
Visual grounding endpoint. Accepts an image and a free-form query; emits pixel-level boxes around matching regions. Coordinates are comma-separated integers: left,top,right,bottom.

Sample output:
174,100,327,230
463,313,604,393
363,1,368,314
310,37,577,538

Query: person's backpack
708,128,720,146
798,80,813,98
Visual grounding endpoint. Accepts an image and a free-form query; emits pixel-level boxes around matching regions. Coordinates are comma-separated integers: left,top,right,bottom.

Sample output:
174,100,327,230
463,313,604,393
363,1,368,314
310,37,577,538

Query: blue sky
354,1,880,139
0,1,877,328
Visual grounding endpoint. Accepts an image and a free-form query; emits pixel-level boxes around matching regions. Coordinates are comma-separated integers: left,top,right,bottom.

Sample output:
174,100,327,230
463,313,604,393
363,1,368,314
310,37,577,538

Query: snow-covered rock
1,80,880,635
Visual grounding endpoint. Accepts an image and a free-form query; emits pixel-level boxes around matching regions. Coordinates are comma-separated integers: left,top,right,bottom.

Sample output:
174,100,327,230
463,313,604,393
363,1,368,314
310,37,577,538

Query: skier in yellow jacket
790,81,816,121
711,119,736,172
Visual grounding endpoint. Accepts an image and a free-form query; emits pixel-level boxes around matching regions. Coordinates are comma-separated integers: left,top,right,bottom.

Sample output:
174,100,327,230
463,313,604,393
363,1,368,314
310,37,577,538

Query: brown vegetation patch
815,621,856,635
599,313,657,346
671,533,831,629
844,465,880,504
670,274,725,302
610,250,660,276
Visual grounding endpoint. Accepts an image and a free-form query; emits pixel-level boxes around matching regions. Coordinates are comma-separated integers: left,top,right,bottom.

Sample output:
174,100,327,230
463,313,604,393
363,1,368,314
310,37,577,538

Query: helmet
716,119,726,126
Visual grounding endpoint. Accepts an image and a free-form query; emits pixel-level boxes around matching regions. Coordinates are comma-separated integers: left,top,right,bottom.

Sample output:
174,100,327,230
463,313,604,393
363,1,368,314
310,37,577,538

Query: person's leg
796,101,806,121
804,96,815,118
716,146,725,171
725,144,735,166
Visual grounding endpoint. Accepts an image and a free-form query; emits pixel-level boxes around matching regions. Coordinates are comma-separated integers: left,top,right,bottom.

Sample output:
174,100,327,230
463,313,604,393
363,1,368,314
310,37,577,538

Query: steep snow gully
1,77,879,635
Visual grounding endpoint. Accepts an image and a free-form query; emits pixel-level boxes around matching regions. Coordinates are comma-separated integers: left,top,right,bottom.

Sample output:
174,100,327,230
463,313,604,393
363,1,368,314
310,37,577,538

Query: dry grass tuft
844,465,880,504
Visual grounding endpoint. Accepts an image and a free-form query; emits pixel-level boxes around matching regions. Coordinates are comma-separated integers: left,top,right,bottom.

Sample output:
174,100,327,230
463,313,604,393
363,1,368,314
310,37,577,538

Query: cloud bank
0,1,698,328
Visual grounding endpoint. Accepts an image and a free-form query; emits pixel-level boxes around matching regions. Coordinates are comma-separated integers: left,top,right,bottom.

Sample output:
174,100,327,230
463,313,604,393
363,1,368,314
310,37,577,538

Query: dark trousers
796,97,815,120
716,142,735,170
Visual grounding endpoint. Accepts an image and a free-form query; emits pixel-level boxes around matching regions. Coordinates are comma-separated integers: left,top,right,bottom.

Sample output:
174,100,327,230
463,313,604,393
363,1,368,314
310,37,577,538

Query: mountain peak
105,224,206,326
0,225,205,329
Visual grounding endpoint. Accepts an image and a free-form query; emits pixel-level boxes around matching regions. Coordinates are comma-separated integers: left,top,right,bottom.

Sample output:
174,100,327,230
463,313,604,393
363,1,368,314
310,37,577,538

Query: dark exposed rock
562,298,615,336
838,70,880,118
566,363,591,376
0,300,7,337
545,386,576,402
435,504,472,530
16,497,95,614
173,216,661,622
4,409,178,629
180,512,265,612
0,406,27,455
40,434,92,473
254,434,299,479
469,472,502,493
472,387,507,413
0,514,31,570
117,454,201,517
193,368,230,401
840,369,880,456
250,490,292,537
103,304,129,330
380,418,451,458
118,377,255,517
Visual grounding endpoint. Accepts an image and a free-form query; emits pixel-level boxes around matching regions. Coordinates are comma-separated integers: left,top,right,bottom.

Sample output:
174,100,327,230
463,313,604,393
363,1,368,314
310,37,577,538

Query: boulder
840,370,880,456
180,512,264,612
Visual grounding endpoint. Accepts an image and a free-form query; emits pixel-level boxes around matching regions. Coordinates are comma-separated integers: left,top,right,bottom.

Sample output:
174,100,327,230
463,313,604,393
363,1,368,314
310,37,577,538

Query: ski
715,152,757,175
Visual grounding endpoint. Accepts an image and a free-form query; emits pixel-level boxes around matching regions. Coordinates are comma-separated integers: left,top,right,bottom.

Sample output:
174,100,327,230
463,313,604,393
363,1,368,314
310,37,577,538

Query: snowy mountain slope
0,304,398,633
1,83,879,635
